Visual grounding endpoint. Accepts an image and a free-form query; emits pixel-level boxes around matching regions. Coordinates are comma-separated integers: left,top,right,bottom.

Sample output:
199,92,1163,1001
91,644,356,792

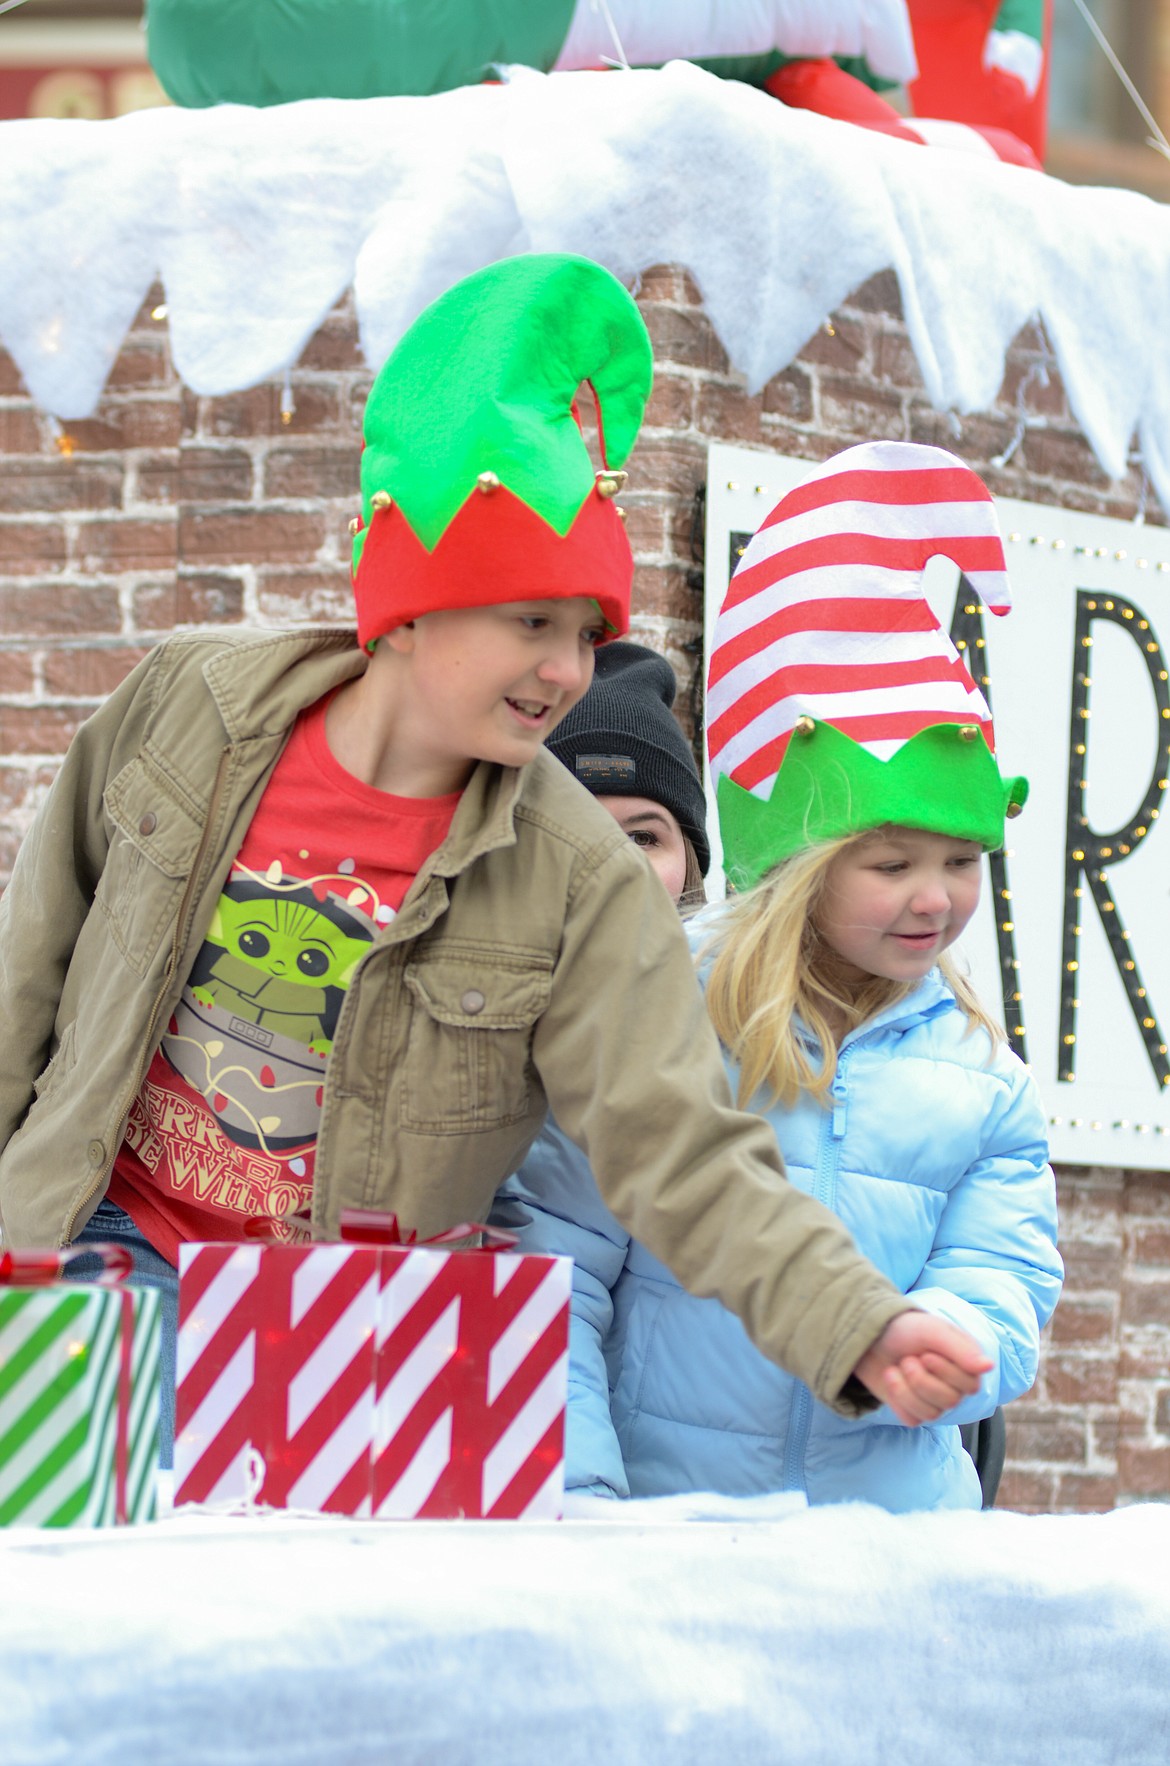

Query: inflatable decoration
145,0,1047,171
907,0,1049,165
144,0,918,107
767,0,1048,169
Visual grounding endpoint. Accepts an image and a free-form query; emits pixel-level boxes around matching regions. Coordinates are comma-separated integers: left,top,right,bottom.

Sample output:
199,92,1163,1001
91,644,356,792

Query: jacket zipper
777,993,946,1490
780,1061,848,1492
781,1033,876,1494
63,746,234,1243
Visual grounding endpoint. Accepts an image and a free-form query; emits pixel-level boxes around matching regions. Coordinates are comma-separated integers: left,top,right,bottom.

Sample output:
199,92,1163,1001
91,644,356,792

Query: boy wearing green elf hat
0,255,989,1465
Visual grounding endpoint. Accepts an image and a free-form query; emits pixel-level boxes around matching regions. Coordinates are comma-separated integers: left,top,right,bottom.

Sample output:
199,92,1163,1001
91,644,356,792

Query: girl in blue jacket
497,440,1063,1513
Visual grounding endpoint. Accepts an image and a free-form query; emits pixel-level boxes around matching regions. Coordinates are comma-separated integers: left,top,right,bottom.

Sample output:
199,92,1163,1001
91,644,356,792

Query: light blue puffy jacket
493,917,1063,1513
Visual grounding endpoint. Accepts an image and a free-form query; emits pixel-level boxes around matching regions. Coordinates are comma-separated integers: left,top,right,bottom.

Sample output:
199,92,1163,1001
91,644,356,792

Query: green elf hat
351,253,653,652
707,441,1029,890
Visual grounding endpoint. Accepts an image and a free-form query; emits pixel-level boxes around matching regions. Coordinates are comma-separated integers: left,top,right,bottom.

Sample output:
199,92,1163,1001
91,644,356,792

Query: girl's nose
910,877,951,917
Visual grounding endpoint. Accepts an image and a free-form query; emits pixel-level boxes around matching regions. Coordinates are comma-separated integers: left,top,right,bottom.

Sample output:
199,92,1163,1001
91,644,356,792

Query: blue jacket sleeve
490,1118,632,1497
904,1052,1063,1426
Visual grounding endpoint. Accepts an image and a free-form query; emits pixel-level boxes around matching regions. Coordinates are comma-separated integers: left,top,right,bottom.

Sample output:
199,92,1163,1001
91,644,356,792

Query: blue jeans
66,1199,178,1469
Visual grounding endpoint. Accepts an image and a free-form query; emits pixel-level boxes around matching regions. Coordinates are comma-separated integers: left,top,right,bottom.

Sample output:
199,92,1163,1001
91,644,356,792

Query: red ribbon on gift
0,1242,136,1523
0,1242,134,1287
242,1208,518,1250
337,1208,518,1251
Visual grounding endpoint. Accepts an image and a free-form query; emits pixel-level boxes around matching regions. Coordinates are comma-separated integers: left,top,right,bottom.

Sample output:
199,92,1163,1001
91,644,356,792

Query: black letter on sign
949,583,1027,1061
1059,592,1170,1087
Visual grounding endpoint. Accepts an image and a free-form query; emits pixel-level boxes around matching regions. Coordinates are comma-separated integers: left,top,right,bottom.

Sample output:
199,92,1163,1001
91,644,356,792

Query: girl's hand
853,1312,992,1426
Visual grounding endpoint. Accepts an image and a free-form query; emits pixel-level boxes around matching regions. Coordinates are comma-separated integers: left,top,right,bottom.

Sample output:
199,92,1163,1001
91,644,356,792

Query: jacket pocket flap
404,959,552,1030
103,758,205,880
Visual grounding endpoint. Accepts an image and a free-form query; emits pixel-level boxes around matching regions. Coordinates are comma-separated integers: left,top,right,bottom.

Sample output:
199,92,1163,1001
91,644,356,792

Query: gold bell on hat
477,471,501,494
370,490,393,511
595,469,628,499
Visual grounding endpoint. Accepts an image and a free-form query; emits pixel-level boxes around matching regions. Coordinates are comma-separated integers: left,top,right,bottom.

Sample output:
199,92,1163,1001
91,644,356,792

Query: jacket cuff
835,1374,879,1415
817,1295,916,1418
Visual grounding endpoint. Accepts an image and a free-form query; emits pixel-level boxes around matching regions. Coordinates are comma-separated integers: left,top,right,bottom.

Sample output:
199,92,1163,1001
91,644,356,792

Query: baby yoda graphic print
107,691,460,1257
116,852,395,1246
164,870,380,1154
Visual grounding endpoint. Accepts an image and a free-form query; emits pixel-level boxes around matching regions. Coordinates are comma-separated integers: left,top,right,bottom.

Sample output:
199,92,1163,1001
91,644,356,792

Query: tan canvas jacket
0,627,910,1412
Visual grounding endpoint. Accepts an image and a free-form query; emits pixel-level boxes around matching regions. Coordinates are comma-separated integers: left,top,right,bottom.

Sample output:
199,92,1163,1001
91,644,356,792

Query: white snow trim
4,1499,1170,1764
0,62,1166,513
904,117,1000,160
984,29,1044,99
556,0,918,83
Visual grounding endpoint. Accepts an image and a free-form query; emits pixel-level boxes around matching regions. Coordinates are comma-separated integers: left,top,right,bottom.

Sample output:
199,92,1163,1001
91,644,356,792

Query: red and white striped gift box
173,1240,570,1519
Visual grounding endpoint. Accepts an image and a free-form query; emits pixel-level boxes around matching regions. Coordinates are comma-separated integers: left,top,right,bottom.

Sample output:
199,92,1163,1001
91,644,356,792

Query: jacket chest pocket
96,758,206,978
401,955,552,1133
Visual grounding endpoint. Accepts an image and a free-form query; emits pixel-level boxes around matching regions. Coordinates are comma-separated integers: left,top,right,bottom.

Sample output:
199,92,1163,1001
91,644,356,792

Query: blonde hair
702,831,1003,1110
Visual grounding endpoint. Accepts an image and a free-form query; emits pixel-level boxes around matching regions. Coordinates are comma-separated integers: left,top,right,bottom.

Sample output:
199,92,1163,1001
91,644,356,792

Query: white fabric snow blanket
2,1493,1168,1764
2,63,1170,509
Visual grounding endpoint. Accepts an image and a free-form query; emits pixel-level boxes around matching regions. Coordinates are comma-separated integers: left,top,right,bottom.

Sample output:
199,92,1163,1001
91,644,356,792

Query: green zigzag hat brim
717,721,1029,889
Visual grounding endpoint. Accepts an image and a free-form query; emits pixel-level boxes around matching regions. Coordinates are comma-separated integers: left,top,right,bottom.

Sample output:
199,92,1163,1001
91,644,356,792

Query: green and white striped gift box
0,1283,160,1526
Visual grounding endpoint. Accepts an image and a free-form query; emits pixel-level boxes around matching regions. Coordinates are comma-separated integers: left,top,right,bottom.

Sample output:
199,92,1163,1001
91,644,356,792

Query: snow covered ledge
1,63,1168,509
3,1495,1169,1760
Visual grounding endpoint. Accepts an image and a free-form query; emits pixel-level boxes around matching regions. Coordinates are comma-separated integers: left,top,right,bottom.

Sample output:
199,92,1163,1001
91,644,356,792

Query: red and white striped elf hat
708,440,1027,885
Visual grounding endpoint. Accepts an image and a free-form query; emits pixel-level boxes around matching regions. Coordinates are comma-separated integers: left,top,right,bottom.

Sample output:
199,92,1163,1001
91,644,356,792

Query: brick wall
1,264,1167,1512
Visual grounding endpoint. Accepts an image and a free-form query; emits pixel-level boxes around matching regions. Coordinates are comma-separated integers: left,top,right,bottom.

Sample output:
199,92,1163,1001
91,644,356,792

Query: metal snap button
138,812,158,836
86,1139,106,1165
460,989,486,1015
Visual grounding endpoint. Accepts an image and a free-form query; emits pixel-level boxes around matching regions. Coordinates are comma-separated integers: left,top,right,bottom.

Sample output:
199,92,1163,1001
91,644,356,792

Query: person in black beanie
546,641,710,908
492,636,715,1495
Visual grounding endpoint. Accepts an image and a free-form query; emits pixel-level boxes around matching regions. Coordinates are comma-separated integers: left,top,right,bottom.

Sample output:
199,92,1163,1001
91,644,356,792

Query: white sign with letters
705,443,1170,1170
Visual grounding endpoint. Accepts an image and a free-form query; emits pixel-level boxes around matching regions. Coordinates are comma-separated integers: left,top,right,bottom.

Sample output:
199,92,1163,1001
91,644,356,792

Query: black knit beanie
546,641,711,876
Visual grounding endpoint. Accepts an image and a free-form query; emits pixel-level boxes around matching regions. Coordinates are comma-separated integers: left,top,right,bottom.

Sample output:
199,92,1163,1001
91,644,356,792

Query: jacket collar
838,970,955,1048
201,626,365,740
785,974,955,1062
199,624,529,880
429,755,529,876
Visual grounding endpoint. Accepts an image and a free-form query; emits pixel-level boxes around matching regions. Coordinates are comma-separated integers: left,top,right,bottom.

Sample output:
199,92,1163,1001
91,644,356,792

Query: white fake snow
0,62,1167,507
2,1492,1169,1763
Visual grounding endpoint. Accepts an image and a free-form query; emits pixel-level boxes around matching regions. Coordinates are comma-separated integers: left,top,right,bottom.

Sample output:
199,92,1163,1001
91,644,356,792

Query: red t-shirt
108,695,460,1263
